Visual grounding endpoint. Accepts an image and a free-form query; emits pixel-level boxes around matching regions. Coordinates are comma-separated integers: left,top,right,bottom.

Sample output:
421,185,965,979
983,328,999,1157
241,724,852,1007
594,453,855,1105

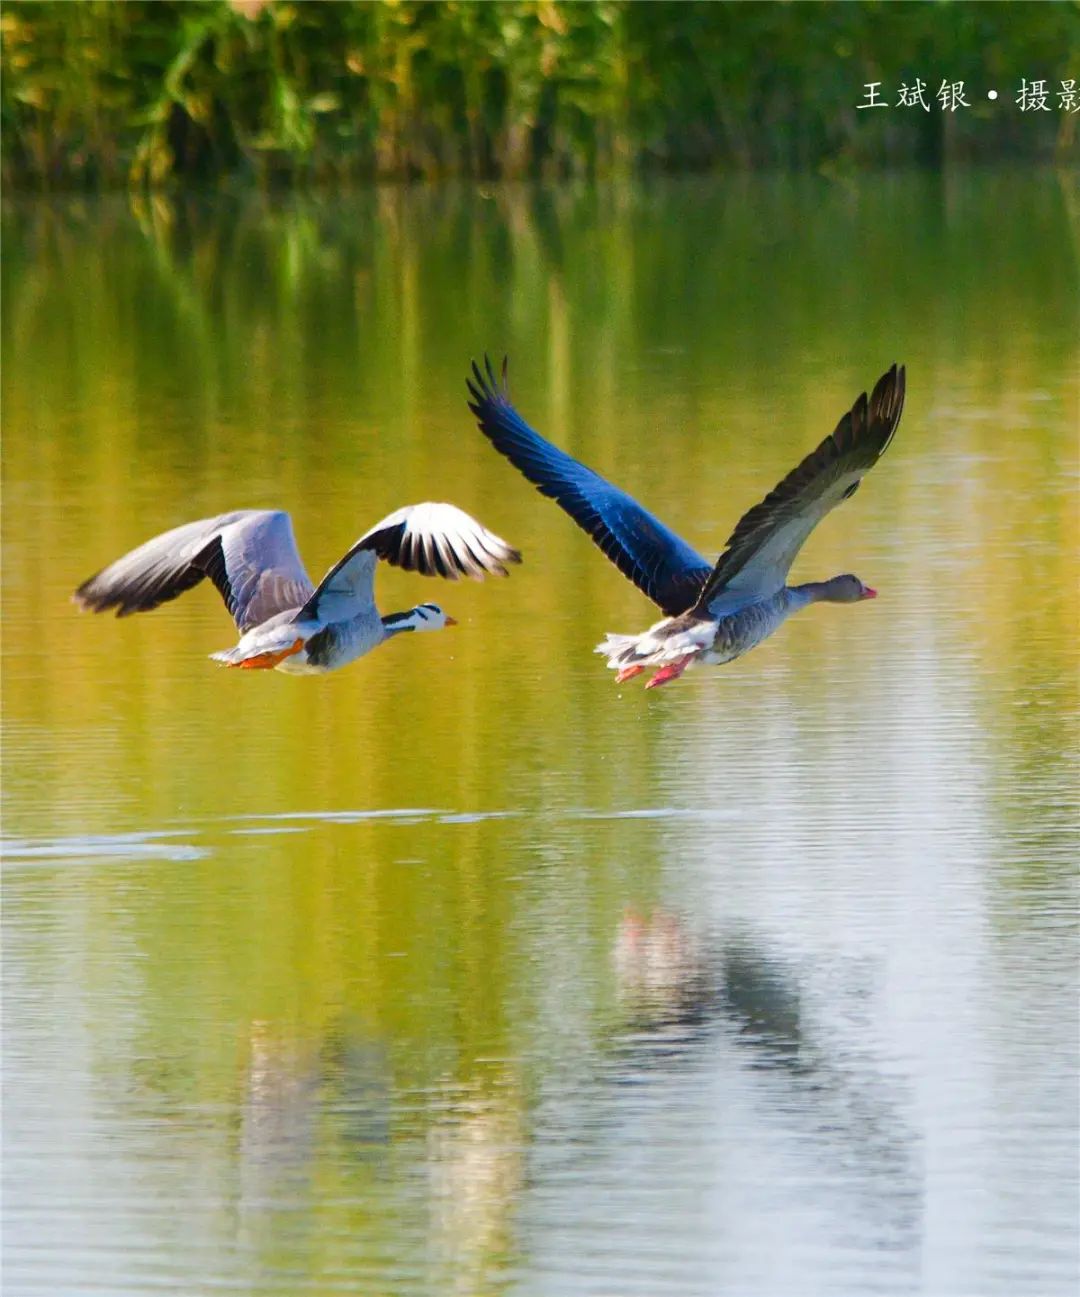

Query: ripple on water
1,832,210,868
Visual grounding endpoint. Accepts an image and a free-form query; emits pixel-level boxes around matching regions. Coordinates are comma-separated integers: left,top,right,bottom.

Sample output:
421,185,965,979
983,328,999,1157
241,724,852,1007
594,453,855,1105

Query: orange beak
863,586,878,599
444,615,459,626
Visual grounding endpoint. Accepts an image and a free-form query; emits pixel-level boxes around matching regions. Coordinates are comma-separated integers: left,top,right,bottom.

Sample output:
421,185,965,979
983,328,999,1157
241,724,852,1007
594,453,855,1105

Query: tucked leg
232,638,305,670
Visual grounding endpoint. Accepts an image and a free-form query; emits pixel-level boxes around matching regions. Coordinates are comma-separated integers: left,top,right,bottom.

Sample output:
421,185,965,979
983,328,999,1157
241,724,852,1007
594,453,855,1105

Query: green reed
2,0,1077,189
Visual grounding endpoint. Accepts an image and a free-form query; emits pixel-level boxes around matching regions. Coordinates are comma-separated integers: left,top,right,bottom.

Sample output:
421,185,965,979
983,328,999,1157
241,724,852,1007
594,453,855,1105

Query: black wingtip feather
468,354,510,411
73,568,128,615
72,558,209,618
72,580,101,612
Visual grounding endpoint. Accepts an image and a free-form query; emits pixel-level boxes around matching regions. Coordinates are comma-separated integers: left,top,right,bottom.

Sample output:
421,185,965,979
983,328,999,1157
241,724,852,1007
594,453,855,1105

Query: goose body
598,588,803,676
75,503,520,674
468,359,905,688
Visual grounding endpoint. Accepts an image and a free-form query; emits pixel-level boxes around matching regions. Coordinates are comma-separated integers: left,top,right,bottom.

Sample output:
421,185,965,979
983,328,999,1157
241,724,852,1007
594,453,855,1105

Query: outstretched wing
467,356,712,616
73,510,315,632
693,365,906,613
299,502,521,623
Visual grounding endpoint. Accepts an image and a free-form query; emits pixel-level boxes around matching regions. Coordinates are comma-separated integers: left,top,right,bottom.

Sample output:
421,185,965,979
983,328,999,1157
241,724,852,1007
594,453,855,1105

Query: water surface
3,170,1078,1295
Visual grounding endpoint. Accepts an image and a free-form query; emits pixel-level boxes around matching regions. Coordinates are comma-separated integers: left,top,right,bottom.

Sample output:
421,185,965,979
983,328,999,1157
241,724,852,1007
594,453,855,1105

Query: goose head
382,602,458,635
822,574,877,603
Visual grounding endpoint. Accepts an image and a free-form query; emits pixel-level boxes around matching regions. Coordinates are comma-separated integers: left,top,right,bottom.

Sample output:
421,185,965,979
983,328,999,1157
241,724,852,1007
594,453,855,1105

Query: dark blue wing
467,357,711,616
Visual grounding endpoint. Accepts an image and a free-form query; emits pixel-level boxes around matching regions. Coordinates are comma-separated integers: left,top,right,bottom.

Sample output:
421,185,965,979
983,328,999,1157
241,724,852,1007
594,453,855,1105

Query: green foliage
2,0,1077,188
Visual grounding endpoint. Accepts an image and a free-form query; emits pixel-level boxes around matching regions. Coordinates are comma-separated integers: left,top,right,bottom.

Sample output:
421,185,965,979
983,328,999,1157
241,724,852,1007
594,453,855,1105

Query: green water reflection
3,171,1077,1296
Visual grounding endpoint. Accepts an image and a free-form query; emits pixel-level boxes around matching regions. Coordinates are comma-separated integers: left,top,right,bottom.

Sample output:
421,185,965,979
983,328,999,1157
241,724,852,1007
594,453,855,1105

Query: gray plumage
73,510,313,630
468,355,904,688
691,365,906,613
599,578,873,685
75,503,521,674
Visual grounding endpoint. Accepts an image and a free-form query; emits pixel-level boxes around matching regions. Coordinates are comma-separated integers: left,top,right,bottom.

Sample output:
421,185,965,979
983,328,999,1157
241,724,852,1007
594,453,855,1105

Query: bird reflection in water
607,907,922,1260
236,1018,524,1290
426,1075,527,1294
237,1020,390,1223
613,907,717,1043
611,907,833,1067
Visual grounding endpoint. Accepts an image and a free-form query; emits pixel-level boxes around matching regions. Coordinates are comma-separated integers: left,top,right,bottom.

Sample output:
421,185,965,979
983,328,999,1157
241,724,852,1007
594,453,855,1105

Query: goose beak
862,586,878,599
444,615,459,626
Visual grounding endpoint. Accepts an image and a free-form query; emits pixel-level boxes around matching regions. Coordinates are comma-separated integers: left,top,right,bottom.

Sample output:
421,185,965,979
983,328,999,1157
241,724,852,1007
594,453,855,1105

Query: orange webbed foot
644,655,694,689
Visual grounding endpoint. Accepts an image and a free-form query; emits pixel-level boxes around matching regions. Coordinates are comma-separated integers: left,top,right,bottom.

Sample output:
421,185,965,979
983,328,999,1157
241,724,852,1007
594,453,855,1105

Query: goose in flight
468,358,904,689
74,503,521,674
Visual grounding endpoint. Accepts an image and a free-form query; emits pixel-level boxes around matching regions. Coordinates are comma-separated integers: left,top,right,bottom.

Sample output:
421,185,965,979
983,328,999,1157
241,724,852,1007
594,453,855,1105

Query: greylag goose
468,359,904,688
74,503,520,674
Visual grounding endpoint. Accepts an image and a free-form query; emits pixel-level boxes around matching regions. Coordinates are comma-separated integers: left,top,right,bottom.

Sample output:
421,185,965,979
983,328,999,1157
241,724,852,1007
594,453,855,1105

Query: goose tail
595,632,649,669
210,645,247,666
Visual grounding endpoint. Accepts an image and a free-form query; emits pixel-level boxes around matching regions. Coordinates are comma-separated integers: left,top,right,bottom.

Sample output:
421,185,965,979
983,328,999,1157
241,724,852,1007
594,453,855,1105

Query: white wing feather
301,502,521,622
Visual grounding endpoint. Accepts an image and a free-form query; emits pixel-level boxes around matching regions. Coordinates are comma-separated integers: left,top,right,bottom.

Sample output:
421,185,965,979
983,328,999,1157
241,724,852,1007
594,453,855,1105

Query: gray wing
73,510,315,632
692,365,906,613
299,502,522,623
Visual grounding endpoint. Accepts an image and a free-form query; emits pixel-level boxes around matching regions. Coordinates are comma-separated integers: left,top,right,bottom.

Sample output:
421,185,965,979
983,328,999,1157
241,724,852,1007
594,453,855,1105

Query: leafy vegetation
2,0,1077,188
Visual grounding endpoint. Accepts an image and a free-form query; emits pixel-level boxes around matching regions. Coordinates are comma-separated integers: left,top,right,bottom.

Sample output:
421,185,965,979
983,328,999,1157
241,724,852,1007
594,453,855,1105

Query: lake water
3,171,1078,1296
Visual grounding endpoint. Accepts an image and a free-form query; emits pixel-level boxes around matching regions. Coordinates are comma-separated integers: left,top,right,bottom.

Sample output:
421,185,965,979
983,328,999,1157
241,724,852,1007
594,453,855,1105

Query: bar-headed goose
74,502,521,674
468,358,904,689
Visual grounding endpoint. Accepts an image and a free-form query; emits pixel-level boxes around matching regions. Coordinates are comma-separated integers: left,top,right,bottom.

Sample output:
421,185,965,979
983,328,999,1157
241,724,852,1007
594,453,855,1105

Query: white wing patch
360,502,522,580
302,501,521,623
